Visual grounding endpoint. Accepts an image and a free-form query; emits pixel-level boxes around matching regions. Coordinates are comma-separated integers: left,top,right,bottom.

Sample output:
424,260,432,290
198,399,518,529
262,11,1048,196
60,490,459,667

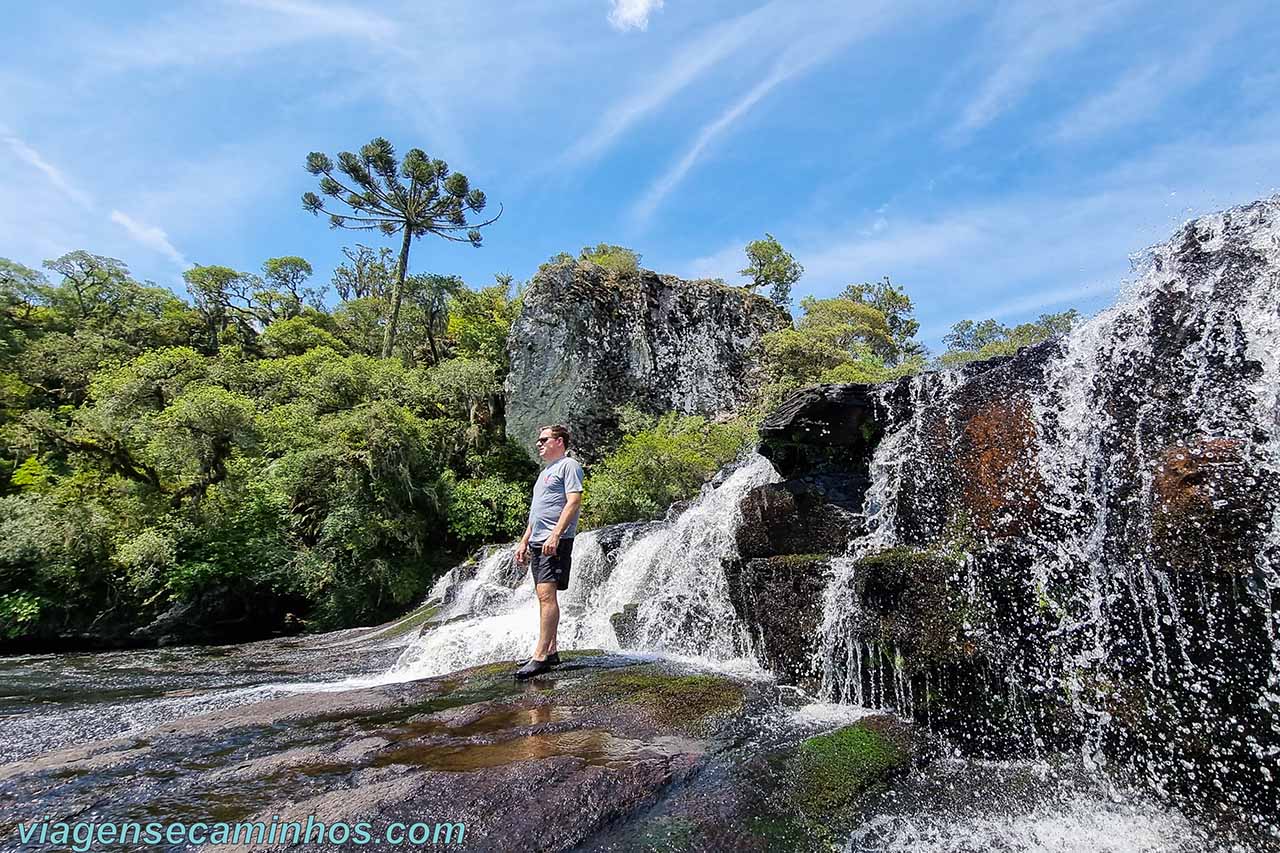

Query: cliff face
737,195,1280,834
504,260,790,462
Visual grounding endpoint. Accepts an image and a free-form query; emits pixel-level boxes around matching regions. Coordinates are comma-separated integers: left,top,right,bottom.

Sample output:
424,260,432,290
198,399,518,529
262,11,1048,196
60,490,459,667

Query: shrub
580,411,755,529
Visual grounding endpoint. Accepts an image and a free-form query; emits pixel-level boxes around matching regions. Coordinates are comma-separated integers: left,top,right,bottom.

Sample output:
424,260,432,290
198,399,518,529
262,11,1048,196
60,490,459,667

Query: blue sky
2,0,1277,351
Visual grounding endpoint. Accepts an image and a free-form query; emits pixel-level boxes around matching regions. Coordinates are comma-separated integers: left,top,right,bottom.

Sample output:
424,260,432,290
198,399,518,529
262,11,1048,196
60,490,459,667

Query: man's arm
516,522,533,563
542,492,583,554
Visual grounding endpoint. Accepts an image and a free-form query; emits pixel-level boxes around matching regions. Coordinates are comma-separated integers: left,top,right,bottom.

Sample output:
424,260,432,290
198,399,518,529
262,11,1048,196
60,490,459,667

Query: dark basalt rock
130,584,303,648
724,555,829,688
504,260,790,463
0,653,792,853
745,196,1280,833
735,482,861,559
610,603,641,646
757,383,883,511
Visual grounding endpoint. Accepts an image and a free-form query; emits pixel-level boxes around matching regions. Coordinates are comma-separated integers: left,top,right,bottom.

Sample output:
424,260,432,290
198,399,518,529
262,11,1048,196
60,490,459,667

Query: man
512,423,585,679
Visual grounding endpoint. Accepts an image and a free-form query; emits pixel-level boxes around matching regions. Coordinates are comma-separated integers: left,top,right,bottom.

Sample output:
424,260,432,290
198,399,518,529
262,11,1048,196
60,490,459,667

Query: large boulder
504,259,790,462
750,195,1280,832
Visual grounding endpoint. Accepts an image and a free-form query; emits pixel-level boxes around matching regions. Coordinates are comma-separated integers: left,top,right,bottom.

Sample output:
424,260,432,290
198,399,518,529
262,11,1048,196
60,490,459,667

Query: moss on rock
849,546,989,670
790,717,910,814
565,667,745,734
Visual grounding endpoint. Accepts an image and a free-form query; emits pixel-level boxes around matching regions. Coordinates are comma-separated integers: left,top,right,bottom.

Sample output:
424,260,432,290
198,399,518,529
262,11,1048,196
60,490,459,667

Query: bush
445,473,529,547
579,244,641,276
580,411,756,529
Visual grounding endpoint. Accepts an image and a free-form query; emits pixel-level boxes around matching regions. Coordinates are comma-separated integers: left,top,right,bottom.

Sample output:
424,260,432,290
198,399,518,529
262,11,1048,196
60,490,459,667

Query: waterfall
386,452,781,679
814,196,1280,833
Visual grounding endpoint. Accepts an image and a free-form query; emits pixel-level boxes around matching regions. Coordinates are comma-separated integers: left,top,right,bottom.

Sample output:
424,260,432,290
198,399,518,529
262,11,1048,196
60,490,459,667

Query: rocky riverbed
1,646,926,852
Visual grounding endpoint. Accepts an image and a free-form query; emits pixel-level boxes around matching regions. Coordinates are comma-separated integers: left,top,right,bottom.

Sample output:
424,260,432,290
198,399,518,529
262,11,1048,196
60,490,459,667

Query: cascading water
813,196,1280,838
387,452,782,680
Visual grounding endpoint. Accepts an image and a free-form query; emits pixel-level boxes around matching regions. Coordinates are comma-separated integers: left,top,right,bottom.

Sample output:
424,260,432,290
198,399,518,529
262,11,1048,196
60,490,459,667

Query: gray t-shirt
527,455,585,541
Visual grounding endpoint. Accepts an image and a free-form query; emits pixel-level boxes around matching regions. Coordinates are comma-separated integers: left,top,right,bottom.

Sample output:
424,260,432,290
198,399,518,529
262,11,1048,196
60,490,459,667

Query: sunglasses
536,436,554,445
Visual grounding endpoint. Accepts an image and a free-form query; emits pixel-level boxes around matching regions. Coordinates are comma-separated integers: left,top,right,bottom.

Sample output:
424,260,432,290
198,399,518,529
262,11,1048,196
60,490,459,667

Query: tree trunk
425,305,440,365
381,226,413,359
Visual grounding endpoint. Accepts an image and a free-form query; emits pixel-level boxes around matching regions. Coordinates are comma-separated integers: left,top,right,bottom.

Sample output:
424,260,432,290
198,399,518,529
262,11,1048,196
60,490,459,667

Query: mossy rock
790,716,911,815
459,648,608,679
760,553,830,569
565,667,745,734
848,546,992,669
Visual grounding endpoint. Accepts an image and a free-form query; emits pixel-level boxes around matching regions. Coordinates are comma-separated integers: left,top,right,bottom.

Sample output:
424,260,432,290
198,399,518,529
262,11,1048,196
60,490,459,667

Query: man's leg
533,581,559,659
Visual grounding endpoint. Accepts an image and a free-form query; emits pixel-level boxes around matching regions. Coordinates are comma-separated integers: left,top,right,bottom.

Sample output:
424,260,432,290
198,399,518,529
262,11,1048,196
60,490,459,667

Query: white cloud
109,211,190,269
630,0,911,224
608,0,664,32
2,135,93,210
1048,12,1236,145
952,1,1123,137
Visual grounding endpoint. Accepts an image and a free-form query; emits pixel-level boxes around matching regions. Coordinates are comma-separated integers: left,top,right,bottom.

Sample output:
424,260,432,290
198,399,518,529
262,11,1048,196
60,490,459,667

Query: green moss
377,602,441,639
459,648,606,678
792,721,906,814
853,545,957,574
561,648,606,659
850,546,988,669
744,813,827,852
567,668,745,732
859,419,884,445
624,816,702,851
764,553,830,568
465,659,523,678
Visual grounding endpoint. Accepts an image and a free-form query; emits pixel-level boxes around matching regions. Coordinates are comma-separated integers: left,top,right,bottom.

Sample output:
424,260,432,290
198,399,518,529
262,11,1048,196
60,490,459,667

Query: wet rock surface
749,196,1280,835
0,650,918,852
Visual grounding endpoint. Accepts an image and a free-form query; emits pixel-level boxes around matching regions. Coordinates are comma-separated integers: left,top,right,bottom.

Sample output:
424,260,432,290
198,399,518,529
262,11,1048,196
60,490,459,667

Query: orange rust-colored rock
955,398,1041,538
1150,436,1265,572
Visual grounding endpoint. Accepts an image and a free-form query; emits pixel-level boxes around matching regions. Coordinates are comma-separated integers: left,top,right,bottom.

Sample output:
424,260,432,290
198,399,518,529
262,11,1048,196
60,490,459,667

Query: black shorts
528,538,573,590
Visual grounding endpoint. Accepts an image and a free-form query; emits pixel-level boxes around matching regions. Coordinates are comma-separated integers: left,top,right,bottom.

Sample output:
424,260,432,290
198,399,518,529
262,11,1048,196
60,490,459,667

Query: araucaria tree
302,138,500,358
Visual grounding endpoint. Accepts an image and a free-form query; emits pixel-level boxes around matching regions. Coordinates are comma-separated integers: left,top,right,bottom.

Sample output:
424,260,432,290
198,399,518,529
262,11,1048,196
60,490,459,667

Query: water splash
816,196,1280,834
385,452,781,680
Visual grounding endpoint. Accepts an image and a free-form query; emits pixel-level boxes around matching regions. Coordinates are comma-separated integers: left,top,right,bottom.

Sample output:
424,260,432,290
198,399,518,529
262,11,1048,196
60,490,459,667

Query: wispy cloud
630,60,798,225
562,2,784,168
233,0,398,41
92,0,397,71
2,135,94,210
1047,12,1238,145
608,0,664,32
109,211,190,269
680,107,1280,346
951,1,1122,138
630,1,910,224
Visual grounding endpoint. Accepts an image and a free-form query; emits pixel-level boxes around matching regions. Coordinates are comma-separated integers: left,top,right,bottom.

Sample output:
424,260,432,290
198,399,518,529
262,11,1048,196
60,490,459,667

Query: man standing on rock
513,423,585,679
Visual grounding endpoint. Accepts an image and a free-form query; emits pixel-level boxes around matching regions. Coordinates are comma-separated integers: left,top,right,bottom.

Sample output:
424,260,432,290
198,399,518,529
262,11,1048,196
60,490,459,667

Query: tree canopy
302,137,501,358
740,233,803,310
937,310,1080,367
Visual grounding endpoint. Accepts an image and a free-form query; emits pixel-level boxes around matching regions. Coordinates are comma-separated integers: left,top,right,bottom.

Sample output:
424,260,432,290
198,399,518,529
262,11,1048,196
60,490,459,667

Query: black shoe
546,652,561,665
514,656,553,679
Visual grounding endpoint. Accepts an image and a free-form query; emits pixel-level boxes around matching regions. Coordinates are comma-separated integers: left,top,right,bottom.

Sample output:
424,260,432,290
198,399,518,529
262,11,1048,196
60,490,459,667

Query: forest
0,150,1076,647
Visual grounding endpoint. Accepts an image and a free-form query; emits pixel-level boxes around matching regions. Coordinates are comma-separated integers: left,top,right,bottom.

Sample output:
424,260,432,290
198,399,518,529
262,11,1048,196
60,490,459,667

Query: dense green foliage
0,203,1082,648
936,310,1079,367
578,406,757,529
578,244,642,276
0,250,534,644
751,279,927,412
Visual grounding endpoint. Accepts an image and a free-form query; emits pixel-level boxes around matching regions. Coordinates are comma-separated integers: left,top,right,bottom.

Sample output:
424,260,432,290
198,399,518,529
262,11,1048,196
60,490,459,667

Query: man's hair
538,423,571,449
